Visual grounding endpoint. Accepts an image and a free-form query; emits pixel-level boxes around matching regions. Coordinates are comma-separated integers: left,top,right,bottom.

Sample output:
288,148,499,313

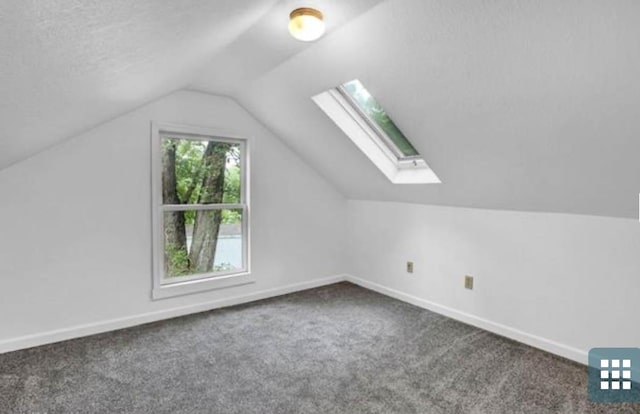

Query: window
312,79,440,184
340,80,420,159
151,123,252,299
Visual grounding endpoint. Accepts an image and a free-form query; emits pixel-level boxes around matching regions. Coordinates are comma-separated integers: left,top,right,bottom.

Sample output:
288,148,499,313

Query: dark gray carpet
1,282,638,413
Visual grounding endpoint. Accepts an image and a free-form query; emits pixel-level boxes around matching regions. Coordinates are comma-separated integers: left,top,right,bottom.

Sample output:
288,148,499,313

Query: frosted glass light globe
288,8,325,42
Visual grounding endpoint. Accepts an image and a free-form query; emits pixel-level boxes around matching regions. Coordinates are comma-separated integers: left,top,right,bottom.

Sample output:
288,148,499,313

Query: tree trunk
162,140,187,275
189,141,229,273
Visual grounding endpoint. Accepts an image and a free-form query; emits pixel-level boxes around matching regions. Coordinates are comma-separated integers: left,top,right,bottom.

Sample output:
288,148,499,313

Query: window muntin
339,79,419,159
153,130,249,291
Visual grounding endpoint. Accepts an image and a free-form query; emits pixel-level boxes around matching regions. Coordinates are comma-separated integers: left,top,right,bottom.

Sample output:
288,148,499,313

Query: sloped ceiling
0,0,279,169
2,0,639,219
192,0,640,219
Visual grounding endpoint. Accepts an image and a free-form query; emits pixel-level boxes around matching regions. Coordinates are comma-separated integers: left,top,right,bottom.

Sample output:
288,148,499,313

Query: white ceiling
192,0,640,218
2,0,639,218
191,0,386,97
0,0,279,169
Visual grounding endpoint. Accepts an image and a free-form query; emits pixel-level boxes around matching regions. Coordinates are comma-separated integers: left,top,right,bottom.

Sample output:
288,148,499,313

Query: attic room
0,0,638,412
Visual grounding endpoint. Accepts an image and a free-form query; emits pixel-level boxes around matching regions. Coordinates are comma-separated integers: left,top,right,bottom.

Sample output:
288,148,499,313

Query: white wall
0,90,346,351
347,200,640,364
1,89,636,365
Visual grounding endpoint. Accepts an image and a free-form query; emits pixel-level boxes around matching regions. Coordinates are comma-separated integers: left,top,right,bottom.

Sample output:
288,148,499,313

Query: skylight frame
312,82,441,185
336,83,421,162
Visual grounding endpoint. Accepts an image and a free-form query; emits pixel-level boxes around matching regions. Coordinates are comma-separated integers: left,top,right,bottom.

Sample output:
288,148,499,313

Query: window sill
152,272,254,300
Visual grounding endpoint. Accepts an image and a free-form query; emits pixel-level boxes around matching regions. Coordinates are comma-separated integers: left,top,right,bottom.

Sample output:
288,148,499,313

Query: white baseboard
0,274,347,354
0,274,588,365
345,274,588,365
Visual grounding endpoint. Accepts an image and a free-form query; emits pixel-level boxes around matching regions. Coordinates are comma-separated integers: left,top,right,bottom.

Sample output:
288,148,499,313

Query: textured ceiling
192,0,640,218
191,0,386,97
0,0,278,169
2,0,639,218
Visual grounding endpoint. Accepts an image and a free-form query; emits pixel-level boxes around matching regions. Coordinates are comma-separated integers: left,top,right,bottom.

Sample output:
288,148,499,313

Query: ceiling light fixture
288,7,325,42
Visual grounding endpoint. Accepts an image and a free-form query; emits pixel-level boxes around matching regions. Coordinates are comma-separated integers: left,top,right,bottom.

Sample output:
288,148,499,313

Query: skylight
339,80,419,159
312,79,440,184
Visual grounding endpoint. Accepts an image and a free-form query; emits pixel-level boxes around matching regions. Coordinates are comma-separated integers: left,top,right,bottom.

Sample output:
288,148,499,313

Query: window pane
163,209,244,279
342,79,419,157
161,137,241,205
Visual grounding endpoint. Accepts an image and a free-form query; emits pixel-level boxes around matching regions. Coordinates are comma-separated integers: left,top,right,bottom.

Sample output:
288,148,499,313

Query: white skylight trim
312,87,441,184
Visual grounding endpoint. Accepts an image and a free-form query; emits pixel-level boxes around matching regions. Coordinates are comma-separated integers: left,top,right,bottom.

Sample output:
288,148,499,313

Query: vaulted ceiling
0,0,279,168
2,0,639,218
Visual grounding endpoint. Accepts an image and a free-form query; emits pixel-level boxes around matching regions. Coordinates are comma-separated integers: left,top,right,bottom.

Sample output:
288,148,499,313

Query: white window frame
312,87,441,184
151,122,253,300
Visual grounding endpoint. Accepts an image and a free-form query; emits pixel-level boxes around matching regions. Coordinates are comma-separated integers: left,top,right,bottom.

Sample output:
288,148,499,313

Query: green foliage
343,80,419,157
163,138,243,277
175,140,206,203
166,139,242,225
166,243,190,277
222,164,241,224
223,165,240,203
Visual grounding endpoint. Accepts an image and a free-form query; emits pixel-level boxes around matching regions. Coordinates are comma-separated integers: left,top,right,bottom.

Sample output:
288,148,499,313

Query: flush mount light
288,7,325,42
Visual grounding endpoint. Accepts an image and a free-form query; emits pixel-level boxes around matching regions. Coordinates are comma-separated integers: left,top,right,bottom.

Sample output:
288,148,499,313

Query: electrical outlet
406,261,414,273
464,275,474,290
